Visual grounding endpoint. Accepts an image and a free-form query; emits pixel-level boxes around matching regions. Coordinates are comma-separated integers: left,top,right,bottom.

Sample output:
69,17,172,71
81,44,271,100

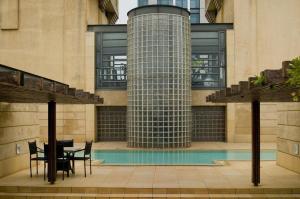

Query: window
191,31,226,89
192,106,225,141
96,107,127,141
190,13,200,23
157,0,173,5
95,28,227,90
190,0,200,23
190,0,200,8
95,33,127,89
176,0,187,8
138,0,148,6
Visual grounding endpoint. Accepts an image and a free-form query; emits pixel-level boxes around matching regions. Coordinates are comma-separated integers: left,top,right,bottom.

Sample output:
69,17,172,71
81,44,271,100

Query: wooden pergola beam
0,64,104,184
206,61,299,186
0,64,103,104
206,61,298,103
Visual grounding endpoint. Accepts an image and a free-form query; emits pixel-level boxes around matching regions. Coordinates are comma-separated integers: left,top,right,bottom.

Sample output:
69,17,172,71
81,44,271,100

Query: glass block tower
137,0,207,23
127,5,192,148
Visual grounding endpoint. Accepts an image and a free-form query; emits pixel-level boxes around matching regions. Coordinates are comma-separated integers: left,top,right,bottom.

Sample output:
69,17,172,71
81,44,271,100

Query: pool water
91,150,276,165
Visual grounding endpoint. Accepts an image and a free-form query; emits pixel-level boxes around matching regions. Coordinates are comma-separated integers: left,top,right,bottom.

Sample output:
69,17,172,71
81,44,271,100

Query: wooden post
48,100,56,184
252,100,260,186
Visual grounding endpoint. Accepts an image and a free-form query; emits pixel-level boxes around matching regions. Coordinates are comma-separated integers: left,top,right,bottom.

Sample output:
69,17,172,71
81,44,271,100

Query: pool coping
92,149,276,166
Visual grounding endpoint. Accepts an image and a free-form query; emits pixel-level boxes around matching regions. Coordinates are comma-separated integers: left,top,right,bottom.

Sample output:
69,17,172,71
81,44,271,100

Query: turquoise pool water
91,150,276,165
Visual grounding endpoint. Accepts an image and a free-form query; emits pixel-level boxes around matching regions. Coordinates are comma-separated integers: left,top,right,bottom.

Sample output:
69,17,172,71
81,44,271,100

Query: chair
43,143,71,180
57,139,74,147
56,142,71,180
57,139,74,171
73,141,93,177
28,140,44,177
43,144,48,180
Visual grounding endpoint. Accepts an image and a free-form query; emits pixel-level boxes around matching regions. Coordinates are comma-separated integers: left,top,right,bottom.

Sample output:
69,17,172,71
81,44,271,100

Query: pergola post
252,100,260,186
48,100,56,184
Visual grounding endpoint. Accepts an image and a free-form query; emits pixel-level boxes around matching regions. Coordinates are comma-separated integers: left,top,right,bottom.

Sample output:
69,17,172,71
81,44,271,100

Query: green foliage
291,92,299,102
192,60,204,66
252,74,266,86
287,56,300,87
287,56,300,101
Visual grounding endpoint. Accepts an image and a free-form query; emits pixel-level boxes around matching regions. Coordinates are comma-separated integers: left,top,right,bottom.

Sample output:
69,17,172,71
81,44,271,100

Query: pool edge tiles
91,149,276,166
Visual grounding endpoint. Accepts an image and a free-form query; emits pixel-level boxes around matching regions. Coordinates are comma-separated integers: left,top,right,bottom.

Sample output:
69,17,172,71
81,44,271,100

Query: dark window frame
175,0,188,8
157,0,173,5
138,0,148,6
95,32,127,89
191,31,227,90
90,24,233,91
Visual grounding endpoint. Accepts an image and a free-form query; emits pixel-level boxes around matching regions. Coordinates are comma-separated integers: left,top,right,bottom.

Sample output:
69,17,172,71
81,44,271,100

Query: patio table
64,147,84,174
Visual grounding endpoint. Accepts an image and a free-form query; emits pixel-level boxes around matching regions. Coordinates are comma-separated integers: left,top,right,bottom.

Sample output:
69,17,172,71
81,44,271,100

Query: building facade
204,0,300,174
0,0,300,177
91,20,231,146
0,0,118,178
137,0,208,23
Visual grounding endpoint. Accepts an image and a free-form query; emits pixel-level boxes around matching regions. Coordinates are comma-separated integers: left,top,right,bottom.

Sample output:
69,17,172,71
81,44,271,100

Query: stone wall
0,103,39,177
215,0,300,142
227,103,278,143
277,103,300,173
39,104,95,143
0,1,110,144
0,0,116,177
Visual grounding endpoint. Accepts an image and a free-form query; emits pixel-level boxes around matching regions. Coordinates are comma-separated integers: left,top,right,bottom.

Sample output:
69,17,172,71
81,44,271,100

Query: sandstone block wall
0,103,39,177
277,103,300,173
0,1,116,177
217,0,300,142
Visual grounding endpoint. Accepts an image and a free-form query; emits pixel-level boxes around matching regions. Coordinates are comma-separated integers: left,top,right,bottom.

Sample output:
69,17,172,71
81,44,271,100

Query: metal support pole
252,100,260,186
48,100,56,184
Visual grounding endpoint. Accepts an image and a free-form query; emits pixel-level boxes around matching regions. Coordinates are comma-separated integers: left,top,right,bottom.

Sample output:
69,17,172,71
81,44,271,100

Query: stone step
1,186,300,195
1,192,300,198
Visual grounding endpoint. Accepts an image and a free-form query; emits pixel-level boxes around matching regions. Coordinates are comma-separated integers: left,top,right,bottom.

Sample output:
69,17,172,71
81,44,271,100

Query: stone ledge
1,192,300,198
277,138,300,157
277,151,300,174
1,186,299,194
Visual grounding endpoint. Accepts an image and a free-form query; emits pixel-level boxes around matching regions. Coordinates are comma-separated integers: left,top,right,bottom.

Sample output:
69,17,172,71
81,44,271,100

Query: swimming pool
91,150,276,165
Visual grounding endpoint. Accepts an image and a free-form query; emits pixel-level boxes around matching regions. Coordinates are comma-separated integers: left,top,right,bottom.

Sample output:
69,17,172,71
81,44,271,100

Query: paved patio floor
0,142,299,191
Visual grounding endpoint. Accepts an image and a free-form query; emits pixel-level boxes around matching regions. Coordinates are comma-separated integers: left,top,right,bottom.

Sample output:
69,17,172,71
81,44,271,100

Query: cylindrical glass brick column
127,6,191,148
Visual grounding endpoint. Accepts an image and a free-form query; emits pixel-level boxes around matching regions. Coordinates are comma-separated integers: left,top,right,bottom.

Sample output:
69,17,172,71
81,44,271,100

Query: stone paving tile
0,160,299,191
0,143,299,195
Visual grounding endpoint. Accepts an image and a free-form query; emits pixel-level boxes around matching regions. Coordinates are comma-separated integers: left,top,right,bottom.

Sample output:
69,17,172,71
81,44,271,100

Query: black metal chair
57,139,74,171
56,142,71,180
43,144,48,180
73,141,93,177
28,140,44,177
43,143,71,180
57,139,74,147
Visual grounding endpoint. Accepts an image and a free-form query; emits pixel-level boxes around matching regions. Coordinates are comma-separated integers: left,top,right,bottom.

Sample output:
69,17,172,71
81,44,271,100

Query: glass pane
190,0,200,8
138,0,148,6
103,33,127,40
191,32,219,39
176,0,187,8
103,40,127,47
192,38,219,46
158,0,173,5
190,14,200,23
96,32,128,89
